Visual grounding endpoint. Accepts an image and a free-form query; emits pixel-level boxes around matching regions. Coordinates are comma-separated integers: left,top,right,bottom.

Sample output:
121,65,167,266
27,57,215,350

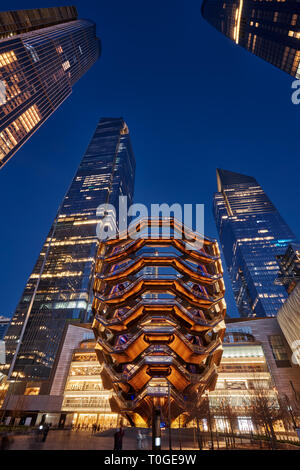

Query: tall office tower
0,6,101,169
202,0,300,77
213,169,296,318
3,118,135,393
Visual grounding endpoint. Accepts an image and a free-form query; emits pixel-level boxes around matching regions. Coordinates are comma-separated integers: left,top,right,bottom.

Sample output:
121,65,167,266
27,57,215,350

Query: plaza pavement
6,427,300,451
8,427,199,451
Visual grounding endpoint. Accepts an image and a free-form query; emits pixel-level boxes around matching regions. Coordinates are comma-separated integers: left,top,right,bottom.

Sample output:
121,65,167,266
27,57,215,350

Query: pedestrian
36,425,44,442
136,430,144,450
42,423,50,443
113,430,119,450
114,426,124,451
1,432,13,450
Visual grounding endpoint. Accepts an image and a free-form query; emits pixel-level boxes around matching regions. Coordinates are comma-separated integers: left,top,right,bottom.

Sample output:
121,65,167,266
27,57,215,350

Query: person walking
136,430,145,450
114,426,124,451
42,423,50,443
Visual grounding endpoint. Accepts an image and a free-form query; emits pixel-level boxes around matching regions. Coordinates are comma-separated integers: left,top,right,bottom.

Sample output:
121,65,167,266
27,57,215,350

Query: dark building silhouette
202,0,300,77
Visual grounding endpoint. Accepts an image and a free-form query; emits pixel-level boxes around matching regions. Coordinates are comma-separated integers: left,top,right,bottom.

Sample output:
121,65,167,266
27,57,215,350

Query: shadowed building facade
213,169,296,318
0,6,101,168
202,0,300,77
92,218,226,427
2,118,135,395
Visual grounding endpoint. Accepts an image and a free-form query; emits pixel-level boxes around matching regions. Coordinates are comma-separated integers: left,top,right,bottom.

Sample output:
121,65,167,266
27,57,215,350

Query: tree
247,389,280,449
185,391,213,450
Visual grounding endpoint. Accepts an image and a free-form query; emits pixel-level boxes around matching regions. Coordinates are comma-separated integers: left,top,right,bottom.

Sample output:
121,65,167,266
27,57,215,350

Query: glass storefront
62,339,123,430
71,413,119,430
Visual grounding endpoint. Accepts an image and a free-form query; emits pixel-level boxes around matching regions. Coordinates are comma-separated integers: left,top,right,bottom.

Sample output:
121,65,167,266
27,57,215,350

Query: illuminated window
268,335,290,367
291,14,298,26
62,60,71,71
215,417,230,432
0,105,41,161
0,51,17,68
238,417,254,433
24,387,40,396
293,51,300,77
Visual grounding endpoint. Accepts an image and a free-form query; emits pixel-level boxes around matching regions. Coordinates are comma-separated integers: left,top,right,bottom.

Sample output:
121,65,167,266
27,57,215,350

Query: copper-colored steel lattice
92,218,226,426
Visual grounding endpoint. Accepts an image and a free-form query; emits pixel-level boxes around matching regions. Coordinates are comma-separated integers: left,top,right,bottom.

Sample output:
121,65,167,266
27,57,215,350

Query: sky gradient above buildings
1,0,300,318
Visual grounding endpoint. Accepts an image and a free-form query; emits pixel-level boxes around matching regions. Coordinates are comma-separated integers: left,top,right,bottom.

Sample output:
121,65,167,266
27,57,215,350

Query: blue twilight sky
0,0,300,319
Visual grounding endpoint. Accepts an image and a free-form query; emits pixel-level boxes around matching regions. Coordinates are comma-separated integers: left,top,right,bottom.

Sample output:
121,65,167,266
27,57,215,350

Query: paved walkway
6,428,299,451
8,428,203,451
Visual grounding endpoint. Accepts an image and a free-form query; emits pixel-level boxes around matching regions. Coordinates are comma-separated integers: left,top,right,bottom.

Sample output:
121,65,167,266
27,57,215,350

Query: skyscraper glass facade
0,317,10,341
276,242,300,293
202,0,300,77
0,6,78,39
213,169,296,318
0,6,101,168
3,118,135,384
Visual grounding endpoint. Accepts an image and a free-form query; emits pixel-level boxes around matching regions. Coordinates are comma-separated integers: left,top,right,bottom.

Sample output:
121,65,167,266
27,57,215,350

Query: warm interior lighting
0,104,41,161
93,218,227,426
0,50,17,68
24,387,40,396
235,0,244,44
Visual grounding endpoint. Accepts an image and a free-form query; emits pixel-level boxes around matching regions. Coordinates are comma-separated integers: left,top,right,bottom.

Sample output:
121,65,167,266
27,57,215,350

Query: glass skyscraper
0,6,101,168
0,317,10,341
202,0,300,77
276,242,300,293
213,169,296,318
3,118,135,390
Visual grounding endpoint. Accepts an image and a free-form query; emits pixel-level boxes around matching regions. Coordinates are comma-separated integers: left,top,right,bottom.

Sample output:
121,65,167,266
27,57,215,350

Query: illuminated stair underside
92,218,226,425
